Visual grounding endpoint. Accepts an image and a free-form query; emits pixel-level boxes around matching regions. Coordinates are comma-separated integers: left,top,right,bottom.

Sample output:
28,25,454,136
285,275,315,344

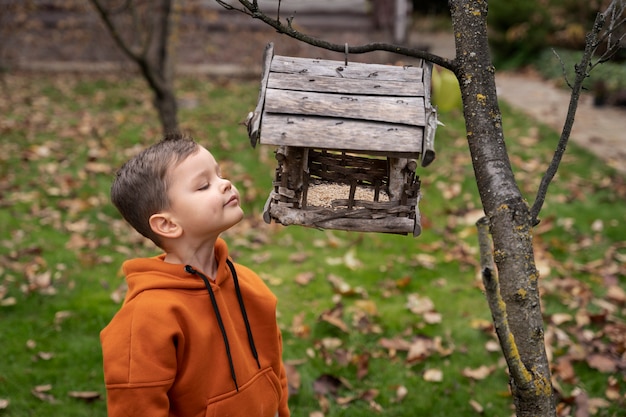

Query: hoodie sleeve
101,292,178,417
277,331,291,417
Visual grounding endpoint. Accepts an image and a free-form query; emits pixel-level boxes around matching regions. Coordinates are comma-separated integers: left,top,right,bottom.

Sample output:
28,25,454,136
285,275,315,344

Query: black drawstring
185,264,239,391
184,259,260,393
226,259,261,370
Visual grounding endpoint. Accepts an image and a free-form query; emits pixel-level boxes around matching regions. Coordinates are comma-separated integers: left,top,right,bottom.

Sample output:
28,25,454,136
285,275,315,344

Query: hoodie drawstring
184,259,260,392
226,260,261,370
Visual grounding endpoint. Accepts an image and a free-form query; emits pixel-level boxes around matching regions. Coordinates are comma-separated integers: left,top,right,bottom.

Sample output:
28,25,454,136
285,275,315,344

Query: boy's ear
149,212,182,240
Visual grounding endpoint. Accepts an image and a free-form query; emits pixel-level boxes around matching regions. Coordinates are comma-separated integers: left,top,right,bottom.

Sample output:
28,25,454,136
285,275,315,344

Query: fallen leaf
319,304,349,333
485,340,501,353
554,357,577,384
423,368,443,382
37,352,54,361
355,352,369,380
469,398,484,413
295,272,315,286
393,385,408,402
407,336,435,363
462,365,495,381
605,376,620,400
586,354,617,373
31,385,56,403
606,285,626,304
423,311,442,324
284,362,301,396
406,293,435,315
550,313,573,325
290,313,311,338
288,252,309,263
68,391,101,402
379,337,412,353
313,374,343,396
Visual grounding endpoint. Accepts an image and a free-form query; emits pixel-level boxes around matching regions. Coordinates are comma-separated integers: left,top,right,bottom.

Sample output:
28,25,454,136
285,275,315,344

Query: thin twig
530,2,621,225
214,0,455,71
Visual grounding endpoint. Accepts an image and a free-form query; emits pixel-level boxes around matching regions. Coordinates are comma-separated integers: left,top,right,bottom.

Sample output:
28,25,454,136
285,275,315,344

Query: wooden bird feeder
247,43,438,237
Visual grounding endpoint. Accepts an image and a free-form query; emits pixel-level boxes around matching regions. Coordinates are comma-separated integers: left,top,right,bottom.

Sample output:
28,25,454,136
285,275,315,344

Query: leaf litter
1,73,625,415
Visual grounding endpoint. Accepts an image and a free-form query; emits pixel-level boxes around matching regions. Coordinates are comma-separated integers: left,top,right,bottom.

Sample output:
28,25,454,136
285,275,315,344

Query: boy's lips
225,195,239,206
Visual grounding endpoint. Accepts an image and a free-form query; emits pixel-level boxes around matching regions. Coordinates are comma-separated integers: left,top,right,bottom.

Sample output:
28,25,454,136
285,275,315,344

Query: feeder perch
247,43,438,237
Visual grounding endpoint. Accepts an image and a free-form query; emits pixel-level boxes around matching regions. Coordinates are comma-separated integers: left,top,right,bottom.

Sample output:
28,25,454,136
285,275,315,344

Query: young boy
101,133,290,417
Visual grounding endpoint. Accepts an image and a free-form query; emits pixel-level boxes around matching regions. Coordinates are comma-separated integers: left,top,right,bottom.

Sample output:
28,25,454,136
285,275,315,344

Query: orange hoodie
101,238,290,417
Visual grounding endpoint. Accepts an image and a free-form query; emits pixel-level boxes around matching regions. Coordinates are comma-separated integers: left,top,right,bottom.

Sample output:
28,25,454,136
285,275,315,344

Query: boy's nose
220,178,232,192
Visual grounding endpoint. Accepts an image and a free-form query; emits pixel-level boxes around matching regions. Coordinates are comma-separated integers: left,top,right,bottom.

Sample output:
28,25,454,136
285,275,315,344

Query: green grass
0,72,624,416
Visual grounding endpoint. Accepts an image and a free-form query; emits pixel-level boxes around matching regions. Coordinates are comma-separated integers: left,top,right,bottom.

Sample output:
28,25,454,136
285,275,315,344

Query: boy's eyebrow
190,165,220,182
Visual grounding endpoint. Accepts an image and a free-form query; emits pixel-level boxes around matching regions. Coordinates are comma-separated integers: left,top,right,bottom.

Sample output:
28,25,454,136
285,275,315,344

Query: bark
449,2,555,415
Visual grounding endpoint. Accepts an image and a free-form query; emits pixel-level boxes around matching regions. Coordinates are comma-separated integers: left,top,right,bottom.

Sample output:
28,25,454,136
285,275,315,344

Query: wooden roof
248,43,437,160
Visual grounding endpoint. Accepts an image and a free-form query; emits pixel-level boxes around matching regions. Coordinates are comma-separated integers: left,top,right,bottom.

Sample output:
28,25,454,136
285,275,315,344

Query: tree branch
530,0,623,225
476,217,533,390
214,0,456,71
89,0,141,61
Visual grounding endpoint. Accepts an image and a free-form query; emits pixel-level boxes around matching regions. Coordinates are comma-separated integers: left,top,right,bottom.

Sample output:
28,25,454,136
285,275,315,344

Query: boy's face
164,146,243,240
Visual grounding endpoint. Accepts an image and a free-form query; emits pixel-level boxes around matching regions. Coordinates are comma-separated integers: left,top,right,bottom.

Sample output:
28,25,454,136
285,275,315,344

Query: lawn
0,72,624,417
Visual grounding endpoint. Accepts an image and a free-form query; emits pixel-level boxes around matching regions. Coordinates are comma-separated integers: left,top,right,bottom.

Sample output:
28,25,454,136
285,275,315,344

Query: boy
101,133,290,417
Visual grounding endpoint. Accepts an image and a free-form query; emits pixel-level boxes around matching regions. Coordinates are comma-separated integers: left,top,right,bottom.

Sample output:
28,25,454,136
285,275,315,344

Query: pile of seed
306,183,389,207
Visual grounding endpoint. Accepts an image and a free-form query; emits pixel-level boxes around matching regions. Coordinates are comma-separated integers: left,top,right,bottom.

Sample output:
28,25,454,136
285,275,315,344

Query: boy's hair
111,132,199,247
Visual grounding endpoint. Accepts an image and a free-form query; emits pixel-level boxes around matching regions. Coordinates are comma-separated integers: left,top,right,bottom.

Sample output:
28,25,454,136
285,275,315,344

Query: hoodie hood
122,238,230,303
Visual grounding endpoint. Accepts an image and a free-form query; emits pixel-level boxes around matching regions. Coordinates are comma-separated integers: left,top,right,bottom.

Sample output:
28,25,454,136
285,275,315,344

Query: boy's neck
163,241,218,279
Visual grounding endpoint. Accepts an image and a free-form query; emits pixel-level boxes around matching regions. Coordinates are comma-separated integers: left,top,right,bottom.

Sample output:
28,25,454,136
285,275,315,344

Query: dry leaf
68,391,101,402
319,304,349,333
379,337,412,352
469,399,484,413
423,311,442,324
394,385,408,402
485,340,501,353
37,352,54,361
462,365,494,381
550,313,573,325
606,285,626,304
31,385,56,404
355,352,369,380
291,313,311,338
423,368,443,382
288,252,309,263
313,374,343,396
406,293,435,315
407,336,435,363
352,299,378,316
284,363,301,395
586,354,617,373
605,376,620,400
295,272,315,286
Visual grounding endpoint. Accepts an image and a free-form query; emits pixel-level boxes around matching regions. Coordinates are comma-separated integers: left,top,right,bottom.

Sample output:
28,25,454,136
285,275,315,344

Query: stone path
496,72,626,174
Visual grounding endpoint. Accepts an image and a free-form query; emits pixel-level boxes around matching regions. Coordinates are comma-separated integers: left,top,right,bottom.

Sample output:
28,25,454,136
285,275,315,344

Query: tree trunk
449,1,556,415
154,87,179,134
89,0,179,134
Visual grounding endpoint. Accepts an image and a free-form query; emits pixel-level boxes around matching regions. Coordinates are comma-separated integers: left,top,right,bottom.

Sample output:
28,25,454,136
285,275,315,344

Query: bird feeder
247,43,438,237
